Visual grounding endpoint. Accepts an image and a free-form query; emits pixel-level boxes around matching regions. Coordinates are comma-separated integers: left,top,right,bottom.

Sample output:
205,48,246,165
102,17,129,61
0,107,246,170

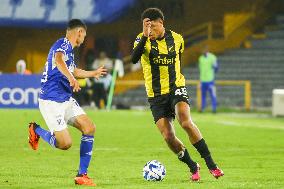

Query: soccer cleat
191,163,201,182
28,122,40,150
74,174,96,186
210,167,224,179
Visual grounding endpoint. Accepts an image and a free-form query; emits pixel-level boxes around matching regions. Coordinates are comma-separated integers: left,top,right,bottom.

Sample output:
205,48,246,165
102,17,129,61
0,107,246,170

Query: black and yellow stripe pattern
133,30,185,97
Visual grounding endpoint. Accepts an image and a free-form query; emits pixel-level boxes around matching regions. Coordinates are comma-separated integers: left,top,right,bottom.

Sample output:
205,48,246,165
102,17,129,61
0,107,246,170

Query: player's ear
78,28,86,36
77,28,82,34
77,28,83,38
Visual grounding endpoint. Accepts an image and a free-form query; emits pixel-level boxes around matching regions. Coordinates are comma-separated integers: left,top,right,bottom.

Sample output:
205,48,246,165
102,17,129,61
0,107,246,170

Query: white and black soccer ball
142,160,166,181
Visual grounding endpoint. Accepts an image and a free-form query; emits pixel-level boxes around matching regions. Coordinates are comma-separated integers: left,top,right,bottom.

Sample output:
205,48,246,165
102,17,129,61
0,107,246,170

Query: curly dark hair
141,8,164,21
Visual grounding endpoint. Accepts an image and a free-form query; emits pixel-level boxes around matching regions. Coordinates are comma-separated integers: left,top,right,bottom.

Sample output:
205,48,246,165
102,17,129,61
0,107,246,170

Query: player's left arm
73,66,107,79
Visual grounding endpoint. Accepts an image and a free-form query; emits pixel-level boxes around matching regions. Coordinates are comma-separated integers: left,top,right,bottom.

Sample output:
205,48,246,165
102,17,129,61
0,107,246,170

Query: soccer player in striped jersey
28,19,107,186
131,8,224,181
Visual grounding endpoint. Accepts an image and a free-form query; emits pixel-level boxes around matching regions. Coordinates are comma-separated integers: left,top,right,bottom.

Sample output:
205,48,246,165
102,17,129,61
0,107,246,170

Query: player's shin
34,125,57,147
193,138,217,170
78,135,94,175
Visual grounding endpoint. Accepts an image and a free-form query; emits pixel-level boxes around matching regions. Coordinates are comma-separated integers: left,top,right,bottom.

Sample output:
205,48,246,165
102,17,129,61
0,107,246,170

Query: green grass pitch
0,109,284,189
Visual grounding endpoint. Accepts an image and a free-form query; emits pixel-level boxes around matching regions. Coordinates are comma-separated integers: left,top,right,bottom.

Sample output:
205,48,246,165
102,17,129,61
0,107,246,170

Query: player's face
76,28,86,46
202,45,209,54
149,19,164,40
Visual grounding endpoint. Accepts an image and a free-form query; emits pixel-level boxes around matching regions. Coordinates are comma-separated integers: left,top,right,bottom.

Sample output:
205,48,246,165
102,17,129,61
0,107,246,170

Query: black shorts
148,86,190,123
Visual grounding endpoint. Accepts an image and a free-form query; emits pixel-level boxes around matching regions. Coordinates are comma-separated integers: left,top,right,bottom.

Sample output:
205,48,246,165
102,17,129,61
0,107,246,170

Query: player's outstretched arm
55,52,81,92
73,66,107,80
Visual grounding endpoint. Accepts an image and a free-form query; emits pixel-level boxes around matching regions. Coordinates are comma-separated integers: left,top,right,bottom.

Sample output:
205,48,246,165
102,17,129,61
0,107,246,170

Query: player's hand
69,77,81,92
93,66,107,80
143,18,151,37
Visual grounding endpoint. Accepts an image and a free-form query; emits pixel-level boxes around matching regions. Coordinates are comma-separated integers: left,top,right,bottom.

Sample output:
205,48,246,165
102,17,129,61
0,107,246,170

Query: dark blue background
0,74,41,108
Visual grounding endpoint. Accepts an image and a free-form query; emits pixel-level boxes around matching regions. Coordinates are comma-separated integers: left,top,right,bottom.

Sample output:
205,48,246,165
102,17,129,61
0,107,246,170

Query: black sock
193,138,217,170
178,149,197,173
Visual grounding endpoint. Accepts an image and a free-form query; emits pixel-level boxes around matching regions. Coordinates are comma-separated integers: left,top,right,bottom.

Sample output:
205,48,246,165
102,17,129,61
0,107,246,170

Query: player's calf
163,131,176,144
56,140,72,150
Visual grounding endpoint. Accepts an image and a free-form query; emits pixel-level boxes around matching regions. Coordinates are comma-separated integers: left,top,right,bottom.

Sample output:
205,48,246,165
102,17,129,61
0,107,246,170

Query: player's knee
57,140,72,150
177,112,188,123
163,131,175,143
60,142,72,150
181,120,194,130
82,123,96,135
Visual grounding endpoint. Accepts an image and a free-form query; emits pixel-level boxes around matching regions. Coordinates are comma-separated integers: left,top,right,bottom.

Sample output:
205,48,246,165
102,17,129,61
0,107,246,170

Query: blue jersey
39,38,76,102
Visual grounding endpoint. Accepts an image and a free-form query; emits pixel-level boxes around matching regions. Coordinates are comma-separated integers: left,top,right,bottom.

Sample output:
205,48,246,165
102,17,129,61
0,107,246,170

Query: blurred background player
92,51,113,71
91,51,113,108
28,19,107,186
198,45,218,113
131,8,224,182
15,59,32,75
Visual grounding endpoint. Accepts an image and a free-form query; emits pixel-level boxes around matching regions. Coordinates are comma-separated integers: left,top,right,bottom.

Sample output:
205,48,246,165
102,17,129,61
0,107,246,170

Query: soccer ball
142,160,166,181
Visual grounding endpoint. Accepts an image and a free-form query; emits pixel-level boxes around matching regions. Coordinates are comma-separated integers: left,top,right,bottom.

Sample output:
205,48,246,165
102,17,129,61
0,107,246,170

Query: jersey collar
64,37,73,50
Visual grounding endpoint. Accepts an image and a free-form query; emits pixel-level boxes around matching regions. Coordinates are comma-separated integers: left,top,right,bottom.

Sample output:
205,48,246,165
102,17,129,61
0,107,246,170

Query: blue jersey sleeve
53,39,70,55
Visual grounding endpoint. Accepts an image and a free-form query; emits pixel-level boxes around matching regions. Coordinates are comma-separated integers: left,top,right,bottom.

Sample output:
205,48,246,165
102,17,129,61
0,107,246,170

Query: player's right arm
55,52,81,92
131,18,151,64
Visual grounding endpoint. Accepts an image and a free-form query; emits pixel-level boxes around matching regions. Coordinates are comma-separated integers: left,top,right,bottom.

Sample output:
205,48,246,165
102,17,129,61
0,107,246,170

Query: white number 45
175,87,188,96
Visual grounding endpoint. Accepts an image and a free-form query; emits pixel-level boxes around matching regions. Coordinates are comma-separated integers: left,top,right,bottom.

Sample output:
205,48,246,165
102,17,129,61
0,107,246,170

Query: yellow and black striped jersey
133,30,185,98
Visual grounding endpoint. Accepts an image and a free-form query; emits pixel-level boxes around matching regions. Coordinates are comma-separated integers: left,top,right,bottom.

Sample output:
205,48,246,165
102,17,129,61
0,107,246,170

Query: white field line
217,120,284,130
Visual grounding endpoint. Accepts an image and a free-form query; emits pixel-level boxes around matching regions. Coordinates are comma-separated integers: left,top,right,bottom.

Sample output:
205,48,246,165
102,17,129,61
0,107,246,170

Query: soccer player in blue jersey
28,19,107,186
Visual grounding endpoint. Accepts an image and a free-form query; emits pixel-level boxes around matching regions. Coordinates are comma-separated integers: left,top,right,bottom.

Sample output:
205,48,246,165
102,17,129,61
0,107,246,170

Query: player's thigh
202,82,210,94
174,101,192,124
170,88,192,124
64,97,95,134
66,98,95,135
148,96,173,123
73,114,96,135
38,99,68,134
64,97,86,121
